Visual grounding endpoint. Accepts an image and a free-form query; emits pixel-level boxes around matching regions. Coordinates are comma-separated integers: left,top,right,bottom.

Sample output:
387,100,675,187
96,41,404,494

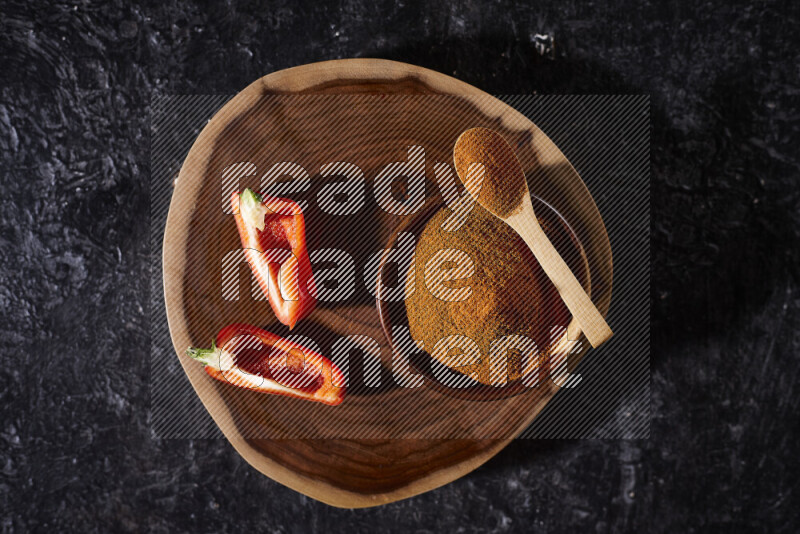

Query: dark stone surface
1,0,798,532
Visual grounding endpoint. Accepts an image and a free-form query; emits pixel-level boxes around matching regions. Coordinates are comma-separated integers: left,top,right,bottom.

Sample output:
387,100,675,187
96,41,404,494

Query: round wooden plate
163,59,613,508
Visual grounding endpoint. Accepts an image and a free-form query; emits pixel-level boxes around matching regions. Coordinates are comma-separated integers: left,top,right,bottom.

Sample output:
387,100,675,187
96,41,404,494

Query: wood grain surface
163,59,613,507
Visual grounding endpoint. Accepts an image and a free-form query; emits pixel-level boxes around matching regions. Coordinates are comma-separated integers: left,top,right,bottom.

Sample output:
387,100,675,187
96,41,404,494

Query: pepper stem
186,339,219,367
239,188,269,231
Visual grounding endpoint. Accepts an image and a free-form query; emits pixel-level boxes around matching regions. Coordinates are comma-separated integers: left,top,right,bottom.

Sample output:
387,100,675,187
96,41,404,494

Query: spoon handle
506,211,613,348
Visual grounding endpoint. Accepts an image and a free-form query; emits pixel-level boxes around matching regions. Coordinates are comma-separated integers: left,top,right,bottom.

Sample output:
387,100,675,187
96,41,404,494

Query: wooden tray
163,59,613,508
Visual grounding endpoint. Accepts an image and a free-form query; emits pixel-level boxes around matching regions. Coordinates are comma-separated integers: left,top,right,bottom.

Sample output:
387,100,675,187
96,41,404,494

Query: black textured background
1,1,798,532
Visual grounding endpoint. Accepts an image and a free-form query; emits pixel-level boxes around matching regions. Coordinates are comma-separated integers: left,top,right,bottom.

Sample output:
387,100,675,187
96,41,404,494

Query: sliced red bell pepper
187,323,346,406
231,189,317,329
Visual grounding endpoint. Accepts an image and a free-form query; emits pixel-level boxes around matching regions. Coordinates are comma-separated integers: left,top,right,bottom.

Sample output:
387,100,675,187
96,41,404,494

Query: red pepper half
187,323,346,406
232,189,317,329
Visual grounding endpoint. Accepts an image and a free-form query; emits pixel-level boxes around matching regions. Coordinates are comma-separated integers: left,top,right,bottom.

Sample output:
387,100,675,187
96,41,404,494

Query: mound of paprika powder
405,204,570,386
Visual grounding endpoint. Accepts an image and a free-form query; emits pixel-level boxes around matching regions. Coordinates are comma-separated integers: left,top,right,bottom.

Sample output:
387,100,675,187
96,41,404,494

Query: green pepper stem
241,188,262,203
186,340,219,367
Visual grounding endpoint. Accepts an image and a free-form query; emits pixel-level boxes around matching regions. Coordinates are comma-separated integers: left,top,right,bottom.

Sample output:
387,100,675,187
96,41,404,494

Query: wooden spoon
453,127,613,348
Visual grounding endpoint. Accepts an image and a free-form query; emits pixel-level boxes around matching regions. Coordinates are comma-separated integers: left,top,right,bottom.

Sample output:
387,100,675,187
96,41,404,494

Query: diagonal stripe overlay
150,95,650,440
